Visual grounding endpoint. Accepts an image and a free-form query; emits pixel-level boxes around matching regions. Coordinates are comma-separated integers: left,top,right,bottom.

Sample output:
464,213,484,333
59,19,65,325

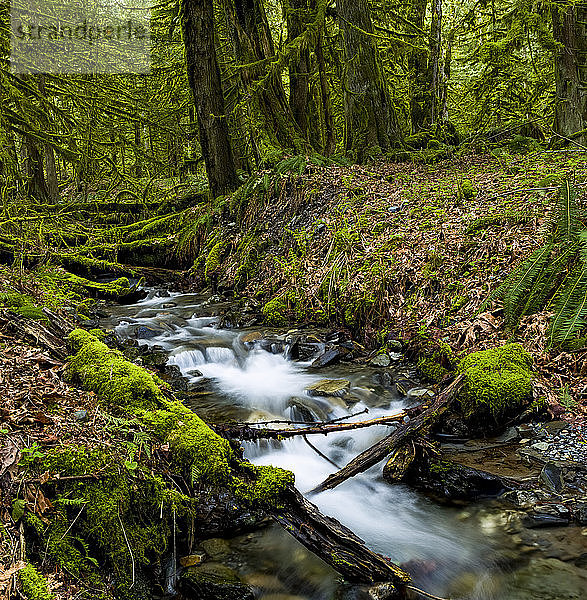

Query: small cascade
101,290,545,600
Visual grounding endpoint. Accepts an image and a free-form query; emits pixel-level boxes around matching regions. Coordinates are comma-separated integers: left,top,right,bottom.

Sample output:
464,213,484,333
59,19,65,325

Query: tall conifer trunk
337,0,401,160
553,2,587,143
182,0,239,198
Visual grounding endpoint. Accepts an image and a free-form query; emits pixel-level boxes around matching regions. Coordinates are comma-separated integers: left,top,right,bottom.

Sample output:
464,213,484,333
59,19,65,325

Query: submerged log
271,482,411,593
309,374,465,495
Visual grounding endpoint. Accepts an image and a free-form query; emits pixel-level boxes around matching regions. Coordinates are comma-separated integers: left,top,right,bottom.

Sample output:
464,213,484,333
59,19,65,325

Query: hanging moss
457,343,534,421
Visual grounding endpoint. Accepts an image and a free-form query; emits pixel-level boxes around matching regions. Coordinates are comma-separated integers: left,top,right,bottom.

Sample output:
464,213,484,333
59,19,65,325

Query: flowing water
102,290,587,600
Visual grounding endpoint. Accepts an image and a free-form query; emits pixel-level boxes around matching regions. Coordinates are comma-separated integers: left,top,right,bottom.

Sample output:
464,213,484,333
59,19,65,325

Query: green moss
233,464,294,508
458,179,476,201
417,357,449,383
67,329,166,410
19,564,53,600
0,291,49,323
262,297,287,326
205,241,227,281
457,343,534,420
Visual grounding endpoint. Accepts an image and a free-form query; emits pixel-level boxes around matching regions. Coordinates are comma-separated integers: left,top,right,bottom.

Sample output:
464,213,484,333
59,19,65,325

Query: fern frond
548,231,587,346
554,182,580,242
519,241,578,317
502,243,554,325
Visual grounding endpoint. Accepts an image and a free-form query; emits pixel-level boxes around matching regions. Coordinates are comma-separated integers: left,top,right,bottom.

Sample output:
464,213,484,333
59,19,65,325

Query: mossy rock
457,343,534,425
262,298,287,326
179,562,254,600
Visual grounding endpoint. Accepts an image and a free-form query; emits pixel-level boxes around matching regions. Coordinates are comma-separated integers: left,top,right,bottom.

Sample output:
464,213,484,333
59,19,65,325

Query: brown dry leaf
0,440,19,478
25,485,54,515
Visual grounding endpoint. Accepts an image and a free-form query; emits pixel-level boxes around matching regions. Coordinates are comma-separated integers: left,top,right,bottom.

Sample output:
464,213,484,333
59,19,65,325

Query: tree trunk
426,0,443,127
553,2,587,143
37,76,60,202
337,0,401,160
23,135,49,202
181,0,240,198
224,0,306,152
408,0,429,133
287,0,311,137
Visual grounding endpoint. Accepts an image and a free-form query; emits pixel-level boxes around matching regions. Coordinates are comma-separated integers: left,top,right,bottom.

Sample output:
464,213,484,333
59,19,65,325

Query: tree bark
408,0,429,133
287,0,311,137
553,1,587,143
426,0,443,127
337,0,401,160
224,0,306,152
181,0,240,198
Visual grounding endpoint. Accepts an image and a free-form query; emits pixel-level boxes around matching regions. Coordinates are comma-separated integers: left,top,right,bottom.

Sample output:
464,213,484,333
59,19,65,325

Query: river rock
135,325,162,339
406,387,435,400
571,501,587,525
522,504,569,528
405,457,509,500
506,558,587,599
241,331,262,344
336,582,399,600
241,573,286,593
306,379,350,397
180,552,206,567
200,538,231,559
288,397,329,422
540,462,565,493
178,562,254,600
369,354,391,367
311,347,349,368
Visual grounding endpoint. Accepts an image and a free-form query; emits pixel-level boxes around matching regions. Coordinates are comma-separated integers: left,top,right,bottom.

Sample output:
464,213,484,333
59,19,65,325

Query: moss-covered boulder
456,343,534,428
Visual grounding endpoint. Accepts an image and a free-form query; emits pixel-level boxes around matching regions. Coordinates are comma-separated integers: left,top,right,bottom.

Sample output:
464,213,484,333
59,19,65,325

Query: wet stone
369,354,391,367
178,562,254,600
306,379,350,397
540,463,565,493
311,347,349,368
73,410,88,422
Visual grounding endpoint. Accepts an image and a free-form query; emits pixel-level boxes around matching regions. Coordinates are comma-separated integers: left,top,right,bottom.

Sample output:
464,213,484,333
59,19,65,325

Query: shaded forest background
2,0,587,201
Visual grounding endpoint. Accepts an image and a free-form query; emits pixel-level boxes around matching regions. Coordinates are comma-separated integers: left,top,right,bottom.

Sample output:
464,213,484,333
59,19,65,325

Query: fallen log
271,482,411,592
309,374,465,495
214,413,406,441
0,310,68,360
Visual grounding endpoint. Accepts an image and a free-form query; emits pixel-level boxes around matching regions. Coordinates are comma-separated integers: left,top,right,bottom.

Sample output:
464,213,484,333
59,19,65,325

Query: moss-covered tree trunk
224,0,306,152
287,0,311,138
181,0,240,198
23,135,49,202
426,0,443,127
337,0,401,160
408,0,429,133
553,1,587,143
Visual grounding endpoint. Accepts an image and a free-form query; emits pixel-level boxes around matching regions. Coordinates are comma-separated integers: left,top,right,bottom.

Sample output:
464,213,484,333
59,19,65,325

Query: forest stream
100,289,586,600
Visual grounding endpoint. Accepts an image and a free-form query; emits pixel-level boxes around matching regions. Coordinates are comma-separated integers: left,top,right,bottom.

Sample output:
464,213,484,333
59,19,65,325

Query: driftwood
309,374,465,495
271,482,411,593
215,413,407,441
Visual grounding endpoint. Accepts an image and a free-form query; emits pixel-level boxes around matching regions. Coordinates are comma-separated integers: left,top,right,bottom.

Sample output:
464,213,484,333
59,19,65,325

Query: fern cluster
482,182,587,347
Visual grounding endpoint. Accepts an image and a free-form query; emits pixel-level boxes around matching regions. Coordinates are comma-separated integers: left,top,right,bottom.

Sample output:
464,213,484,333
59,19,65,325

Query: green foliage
481,183,587,346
